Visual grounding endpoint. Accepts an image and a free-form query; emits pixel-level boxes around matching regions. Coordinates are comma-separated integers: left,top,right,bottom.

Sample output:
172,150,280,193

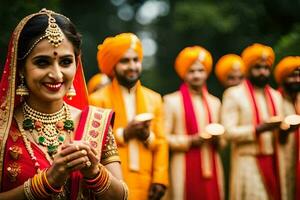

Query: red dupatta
70,106,114,200
244,80,281,200
296,127,300,200
180,83,220,200
293,99,300,200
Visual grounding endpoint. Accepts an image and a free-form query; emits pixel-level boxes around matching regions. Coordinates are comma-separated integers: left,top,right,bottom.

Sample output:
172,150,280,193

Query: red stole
70,106,114,200
294,101,300,200
296,128,300,200
180,83,220,200
245,80,281,200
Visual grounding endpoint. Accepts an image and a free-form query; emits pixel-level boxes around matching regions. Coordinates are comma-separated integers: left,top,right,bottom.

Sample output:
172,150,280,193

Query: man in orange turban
221,43,287,200
89,33,168,200
163,46,225,200
215,54,245,88
87,73,110,94
274,56,300,200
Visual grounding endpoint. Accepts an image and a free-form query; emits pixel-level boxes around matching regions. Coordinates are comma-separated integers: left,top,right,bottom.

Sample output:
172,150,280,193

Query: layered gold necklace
22,102,74,156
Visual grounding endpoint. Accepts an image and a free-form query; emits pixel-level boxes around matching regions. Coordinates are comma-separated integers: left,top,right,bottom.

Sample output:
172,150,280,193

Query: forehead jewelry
18,9,64,60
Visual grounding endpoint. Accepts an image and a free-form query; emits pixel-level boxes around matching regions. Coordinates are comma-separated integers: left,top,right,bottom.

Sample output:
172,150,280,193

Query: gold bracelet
43,169,63,193
120,180,129,200
30,175,43,198
94,172,112,196
24,179,36,200
36,171,50,197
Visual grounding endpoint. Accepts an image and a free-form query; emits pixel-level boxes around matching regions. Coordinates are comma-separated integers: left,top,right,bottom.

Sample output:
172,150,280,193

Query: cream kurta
163,90,224,200
282,93,299,200
221,83,286,200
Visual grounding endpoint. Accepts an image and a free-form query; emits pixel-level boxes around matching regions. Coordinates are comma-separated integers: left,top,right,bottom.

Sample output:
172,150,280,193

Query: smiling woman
23,35,76,106
0,9,128,200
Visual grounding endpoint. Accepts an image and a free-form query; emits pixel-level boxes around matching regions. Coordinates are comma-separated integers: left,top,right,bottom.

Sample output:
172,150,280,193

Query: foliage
0,0,60,68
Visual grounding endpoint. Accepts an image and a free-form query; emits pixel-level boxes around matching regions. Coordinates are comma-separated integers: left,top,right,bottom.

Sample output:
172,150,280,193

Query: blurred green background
1,0,300,97
1,1,300,199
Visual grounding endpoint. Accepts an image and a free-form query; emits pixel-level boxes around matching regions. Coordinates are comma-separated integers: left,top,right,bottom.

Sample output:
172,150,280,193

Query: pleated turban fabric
241,43,275,73
215,54,246,83
274,56,300,84
87,73,110,94
175,46,213,79
97,33,143,77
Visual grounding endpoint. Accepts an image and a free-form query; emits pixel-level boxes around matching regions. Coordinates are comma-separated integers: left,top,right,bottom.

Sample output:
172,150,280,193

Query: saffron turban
97,33,143,77
241,43,275,73
87,73,110,94
274,56,300,84
215,54,246,83
175,46,213,79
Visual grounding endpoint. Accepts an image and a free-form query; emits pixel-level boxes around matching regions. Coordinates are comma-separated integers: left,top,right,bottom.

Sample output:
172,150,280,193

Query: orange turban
241,43,275,73
87,73,110,94
274,56,300,84
175,46,213,79
97,33,143,77
215,54,246,83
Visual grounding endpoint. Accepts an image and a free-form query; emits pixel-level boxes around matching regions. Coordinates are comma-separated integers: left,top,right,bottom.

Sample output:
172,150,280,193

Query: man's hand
256,121,281,134
124,120,150,142
148,183,166,200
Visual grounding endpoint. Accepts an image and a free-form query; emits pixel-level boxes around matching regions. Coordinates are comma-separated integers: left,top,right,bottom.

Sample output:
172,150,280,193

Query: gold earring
66,84,76,100
16,74,29,96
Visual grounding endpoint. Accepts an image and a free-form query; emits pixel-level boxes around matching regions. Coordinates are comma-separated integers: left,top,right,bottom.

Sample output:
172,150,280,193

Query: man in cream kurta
274,56,300,200
89,33,168,200
163,46,225,200
221,43,286,200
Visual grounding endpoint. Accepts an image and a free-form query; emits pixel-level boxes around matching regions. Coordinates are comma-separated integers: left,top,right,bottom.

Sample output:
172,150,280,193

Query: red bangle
43,169,63,193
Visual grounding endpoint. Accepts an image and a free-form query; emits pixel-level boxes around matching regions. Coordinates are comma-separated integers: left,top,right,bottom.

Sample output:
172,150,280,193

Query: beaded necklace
22,102,74,156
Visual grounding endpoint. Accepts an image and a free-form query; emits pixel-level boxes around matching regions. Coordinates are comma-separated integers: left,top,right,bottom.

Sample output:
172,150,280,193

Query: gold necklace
22,102,74,156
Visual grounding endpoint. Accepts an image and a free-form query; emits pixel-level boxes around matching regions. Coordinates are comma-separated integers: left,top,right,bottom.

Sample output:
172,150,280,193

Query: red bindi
53,51,58,56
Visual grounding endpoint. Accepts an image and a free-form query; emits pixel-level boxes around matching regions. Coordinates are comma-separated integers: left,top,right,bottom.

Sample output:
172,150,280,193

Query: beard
248,75,269,88
283,82,300,94
115,69,141,89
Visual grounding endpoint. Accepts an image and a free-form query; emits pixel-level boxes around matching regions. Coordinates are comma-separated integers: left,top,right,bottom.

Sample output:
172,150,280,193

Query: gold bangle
120,180,129,200
36,172,49,197
31,175,46,199
43,169,63,193
24,179,36,200
94,172,112,196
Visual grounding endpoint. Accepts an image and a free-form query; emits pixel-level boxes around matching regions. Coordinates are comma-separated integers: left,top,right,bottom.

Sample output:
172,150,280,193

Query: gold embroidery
9,145,22,160
7,162,21,182
9,129,21,142
0,101,8,125
101,127,119,163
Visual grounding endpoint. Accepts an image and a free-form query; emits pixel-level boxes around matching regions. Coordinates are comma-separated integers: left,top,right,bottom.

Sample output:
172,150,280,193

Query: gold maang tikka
18,9,64,60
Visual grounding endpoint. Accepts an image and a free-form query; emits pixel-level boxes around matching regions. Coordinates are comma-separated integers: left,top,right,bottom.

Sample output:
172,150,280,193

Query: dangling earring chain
22,102,74,156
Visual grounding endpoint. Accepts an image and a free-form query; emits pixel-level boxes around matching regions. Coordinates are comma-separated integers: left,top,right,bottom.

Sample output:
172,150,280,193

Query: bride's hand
47,142,90,188
62,141,100,179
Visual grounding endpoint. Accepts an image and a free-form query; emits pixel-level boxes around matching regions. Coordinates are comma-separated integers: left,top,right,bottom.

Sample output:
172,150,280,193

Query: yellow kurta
282,93,299,200
89,81,168,200
221,83,287,200
163,90,224,200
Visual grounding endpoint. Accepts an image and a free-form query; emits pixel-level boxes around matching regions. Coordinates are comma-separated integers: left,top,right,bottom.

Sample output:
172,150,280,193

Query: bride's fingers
66,156,89,169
